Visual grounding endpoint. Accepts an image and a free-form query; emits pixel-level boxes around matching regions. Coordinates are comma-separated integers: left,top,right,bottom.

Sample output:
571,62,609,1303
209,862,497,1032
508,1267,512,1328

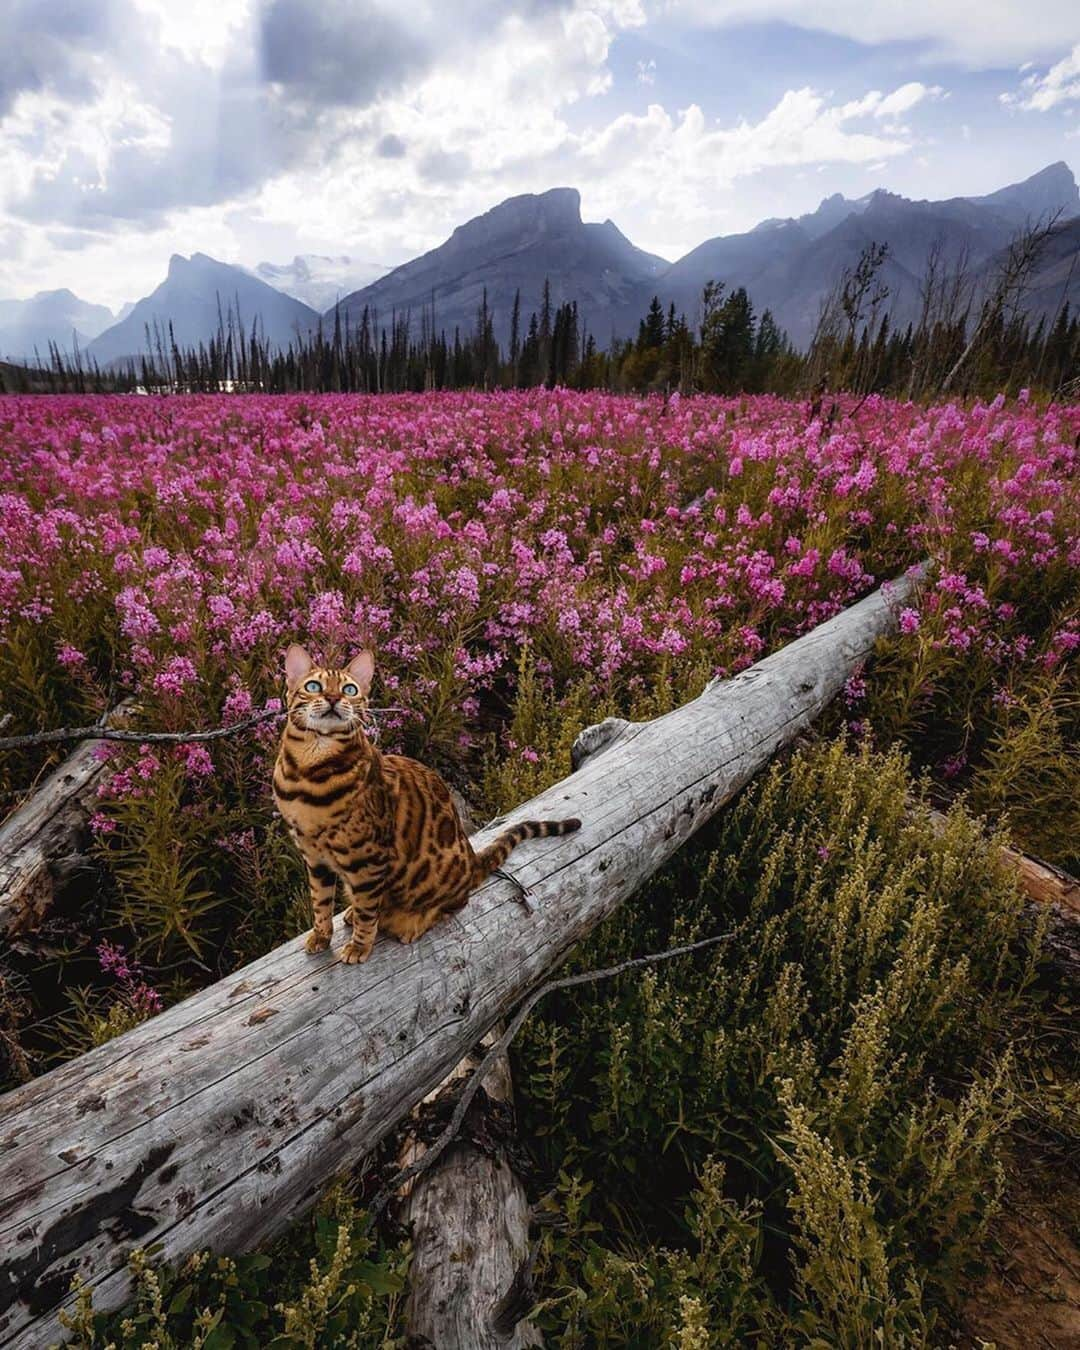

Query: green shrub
515,740,1044,1346
58,1188,408,1350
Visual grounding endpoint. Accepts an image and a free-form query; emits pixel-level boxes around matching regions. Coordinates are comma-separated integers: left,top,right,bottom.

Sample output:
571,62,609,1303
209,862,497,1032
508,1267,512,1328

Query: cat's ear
347,649,375,695
285,644,313,690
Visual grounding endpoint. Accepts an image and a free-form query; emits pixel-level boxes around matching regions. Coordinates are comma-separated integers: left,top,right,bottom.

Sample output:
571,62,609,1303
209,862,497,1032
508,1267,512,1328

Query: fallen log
0,705,131,939
0,569,921,1349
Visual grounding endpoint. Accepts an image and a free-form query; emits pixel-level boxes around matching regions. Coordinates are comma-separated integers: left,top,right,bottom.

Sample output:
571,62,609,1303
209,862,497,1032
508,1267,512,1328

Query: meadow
0,389,1077,1346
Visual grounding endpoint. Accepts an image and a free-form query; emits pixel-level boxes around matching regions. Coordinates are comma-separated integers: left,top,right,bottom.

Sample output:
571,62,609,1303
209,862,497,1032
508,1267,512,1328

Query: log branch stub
398,1032,540,1349
0,704,132,938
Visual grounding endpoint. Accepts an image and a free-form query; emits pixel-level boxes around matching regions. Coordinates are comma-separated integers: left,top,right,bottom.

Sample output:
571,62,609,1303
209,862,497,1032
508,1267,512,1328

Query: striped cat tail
472,816,581,885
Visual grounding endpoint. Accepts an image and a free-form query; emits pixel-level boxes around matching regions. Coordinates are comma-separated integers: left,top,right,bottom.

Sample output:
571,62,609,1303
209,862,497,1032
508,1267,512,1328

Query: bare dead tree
939,212,1062,395
907,237,975,401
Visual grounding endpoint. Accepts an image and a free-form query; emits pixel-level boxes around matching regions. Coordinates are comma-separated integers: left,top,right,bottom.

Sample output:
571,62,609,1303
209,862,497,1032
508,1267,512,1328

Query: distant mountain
964,160,1080,228
330,187,669,345
651,164,1080,345
978,214,1080,326
326,165,1078,352
73,163,1080,364
251,255,392,311
88,253,319,364
0,289,115,361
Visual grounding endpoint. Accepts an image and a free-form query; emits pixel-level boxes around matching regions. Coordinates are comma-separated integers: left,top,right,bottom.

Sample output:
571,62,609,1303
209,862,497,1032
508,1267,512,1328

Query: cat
272,645,581,964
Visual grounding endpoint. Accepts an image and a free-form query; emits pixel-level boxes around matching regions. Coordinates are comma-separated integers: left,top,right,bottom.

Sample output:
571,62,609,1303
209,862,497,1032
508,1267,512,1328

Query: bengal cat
272,645,581,964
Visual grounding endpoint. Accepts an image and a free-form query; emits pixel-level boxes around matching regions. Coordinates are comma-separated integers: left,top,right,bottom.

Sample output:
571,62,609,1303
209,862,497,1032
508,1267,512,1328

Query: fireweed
0,388,1075,975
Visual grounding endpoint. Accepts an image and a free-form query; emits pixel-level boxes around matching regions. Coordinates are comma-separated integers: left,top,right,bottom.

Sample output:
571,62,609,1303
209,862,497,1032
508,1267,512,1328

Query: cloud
417,148,473,184
376,132,407,158
9,52,312,228
563,81,935,250
0,0,124,116
665,0,1080,67
257,0,430,107
874,82,944,118
1001,43,1080,111
1,0,602,234
580,84,922,184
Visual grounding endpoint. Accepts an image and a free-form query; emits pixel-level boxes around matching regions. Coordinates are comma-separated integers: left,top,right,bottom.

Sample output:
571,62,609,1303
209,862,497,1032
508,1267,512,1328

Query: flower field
0,388,1077,1345
2,389,1076,863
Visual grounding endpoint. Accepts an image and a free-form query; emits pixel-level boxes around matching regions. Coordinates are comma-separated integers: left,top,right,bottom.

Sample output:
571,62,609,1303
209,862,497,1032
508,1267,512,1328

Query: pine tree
510,288,521,385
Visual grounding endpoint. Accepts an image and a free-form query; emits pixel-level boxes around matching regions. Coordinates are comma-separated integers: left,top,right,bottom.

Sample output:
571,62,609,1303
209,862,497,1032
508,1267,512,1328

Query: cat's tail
472,817,581,886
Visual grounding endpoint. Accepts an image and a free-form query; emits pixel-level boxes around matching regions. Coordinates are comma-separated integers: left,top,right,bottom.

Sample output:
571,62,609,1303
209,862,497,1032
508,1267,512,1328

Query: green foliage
95,736,305,968
50,985,157,1056
514,741,1046,1345
58,1190,408,1349
101,756,225,958
970,683,1080,871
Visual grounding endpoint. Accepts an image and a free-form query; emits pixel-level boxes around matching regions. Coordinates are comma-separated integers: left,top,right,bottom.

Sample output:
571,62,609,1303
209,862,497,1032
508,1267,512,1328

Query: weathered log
0,706,131,939
0,569,920,1349
576,739,1080,928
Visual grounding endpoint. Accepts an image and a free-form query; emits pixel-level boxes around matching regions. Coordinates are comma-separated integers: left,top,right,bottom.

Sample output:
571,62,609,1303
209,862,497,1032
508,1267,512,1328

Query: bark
0,569,920,1349
0,706,131,939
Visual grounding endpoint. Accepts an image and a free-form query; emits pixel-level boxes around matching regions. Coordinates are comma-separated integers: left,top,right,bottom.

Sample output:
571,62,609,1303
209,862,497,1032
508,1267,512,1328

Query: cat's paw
305,929,332,954
340,939,373,964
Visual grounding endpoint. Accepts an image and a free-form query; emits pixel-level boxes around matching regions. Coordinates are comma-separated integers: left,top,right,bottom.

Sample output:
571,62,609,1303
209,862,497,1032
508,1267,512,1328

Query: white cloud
570,83,929,249
131,0,252,62
875,82,944,118
1001,43,1080,111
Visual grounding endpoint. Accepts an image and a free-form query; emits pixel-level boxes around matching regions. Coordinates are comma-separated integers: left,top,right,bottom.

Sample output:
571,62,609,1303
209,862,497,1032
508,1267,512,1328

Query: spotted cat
272,645,581,963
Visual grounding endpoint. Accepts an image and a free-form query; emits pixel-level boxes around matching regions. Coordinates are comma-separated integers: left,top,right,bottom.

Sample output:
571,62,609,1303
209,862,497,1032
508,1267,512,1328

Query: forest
3,226,1079,405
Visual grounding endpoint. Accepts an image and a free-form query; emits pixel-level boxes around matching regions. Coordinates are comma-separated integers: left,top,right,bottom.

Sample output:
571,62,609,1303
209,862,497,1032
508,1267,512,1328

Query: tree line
3,219,1077,401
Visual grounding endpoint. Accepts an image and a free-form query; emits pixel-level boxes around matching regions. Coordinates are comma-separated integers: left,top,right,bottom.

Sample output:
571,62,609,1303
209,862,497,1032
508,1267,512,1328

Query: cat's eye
342,682,359,697
303,679,322,693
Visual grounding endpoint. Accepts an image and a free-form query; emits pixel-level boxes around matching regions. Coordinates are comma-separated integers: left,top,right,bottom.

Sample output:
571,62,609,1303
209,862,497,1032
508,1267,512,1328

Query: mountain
251,255,392,311
325,165,1078,352
329,187,669,345
71,163,1080,364
964,160,1080,228
88,253,319,364
653,164,1080,346
0,289,115,361
978,214,1080,326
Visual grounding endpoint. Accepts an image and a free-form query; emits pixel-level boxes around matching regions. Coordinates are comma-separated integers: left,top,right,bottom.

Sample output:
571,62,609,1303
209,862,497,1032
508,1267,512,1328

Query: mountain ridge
87,253,318,364
68,161,1080,362
0,289,115,362
327,164,1079,349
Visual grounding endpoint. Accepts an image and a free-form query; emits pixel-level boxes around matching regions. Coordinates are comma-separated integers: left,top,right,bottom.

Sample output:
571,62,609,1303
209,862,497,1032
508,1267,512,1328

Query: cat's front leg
340,865,389,964
303,859,337,953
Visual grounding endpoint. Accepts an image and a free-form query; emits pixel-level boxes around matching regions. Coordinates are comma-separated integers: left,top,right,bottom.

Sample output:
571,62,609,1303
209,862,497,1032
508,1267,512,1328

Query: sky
1,0,1079,311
